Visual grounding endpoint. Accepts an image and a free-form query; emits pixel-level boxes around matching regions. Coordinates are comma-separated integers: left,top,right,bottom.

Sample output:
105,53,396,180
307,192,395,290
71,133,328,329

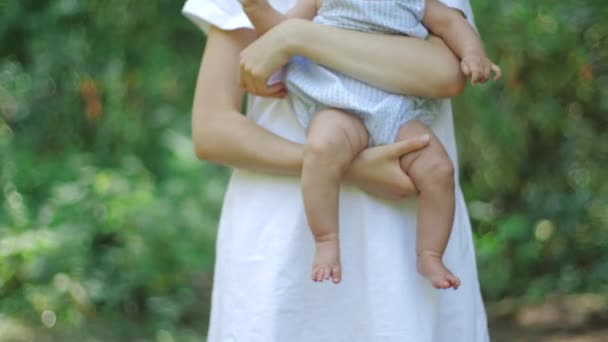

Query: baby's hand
461,54,502,85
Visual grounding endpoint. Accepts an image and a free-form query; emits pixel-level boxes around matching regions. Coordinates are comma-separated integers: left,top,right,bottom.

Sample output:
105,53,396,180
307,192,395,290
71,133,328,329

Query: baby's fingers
465,61,484,84
471,66,483,84
491,64,502,81
481,65,491,83
461,61,471,78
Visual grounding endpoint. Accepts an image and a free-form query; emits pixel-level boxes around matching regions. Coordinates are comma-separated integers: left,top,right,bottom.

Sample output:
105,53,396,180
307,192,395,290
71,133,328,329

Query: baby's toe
448,275,461,289
437,279,451,289
331,266,342,284
312,267,322,282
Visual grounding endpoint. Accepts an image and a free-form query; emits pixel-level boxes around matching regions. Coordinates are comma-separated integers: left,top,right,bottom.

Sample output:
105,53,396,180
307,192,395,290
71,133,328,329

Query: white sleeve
182,0,254,33
440,0,476,29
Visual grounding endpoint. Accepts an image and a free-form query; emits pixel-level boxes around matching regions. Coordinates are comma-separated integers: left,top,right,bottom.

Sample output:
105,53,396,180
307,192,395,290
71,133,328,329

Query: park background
0,0,606,341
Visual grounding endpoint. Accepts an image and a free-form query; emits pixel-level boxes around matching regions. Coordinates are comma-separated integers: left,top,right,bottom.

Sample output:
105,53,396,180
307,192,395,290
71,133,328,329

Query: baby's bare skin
240,0,500,289
418,252,461,289
312,233,341,283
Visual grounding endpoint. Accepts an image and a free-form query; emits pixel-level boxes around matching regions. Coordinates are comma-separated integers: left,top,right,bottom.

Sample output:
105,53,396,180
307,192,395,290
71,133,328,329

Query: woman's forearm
195,109,304,176
193,27,303,176
282,19,465,98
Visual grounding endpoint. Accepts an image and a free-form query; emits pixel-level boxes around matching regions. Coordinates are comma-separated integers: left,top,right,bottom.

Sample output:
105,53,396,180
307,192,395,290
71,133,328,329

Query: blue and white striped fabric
286,0,441,146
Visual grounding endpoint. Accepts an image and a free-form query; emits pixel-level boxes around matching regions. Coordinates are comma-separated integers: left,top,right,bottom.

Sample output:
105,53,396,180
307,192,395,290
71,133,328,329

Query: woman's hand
239,20,301,97
346,135,431,201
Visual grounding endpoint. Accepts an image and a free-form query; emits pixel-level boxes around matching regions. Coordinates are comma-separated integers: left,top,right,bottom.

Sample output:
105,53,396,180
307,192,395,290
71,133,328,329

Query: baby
239,0,500,289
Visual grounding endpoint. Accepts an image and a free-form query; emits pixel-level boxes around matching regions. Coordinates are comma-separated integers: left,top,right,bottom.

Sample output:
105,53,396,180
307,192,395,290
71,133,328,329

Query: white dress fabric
287,0,440,146
183,1,489,341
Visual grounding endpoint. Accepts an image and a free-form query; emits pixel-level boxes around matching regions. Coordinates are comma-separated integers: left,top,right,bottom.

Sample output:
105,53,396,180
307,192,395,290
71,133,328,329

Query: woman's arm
193,26,429,199
193,26,302,175
240,17,467,99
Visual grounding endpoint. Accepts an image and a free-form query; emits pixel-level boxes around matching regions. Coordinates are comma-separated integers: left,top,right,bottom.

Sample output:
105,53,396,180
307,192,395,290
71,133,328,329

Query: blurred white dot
3,182,16,196
156,330,174,342
538,14,558,34
535,220,554,242
8,191,23,205
41,310,57,328
53,273,71,292
567,102,583,119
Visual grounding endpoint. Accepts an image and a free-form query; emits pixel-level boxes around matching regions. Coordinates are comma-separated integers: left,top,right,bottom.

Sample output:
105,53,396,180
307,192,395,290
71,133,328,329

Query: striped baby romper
286,0,441,146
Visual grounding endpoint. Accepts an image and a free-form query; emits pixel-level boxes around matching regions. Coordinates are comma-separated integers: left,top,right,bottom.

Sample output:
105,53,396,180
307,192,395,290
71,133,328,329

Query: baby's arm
424,0,501,84
240,0,319,35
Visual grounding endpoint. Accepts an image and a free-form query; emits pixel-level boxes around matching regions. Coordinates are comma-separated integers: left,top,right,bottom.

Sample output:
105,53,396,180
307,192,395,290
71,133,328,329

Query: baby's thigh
307,108,369,155
395,121,453,183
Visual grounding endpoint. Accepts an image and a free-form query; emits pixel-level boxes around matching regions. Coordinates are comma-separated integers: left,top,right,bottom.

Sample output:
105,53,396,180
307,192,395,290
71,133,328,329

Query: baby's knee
417,152,455,189
304,132,350,167
304,137,333,160
304,114,367,166
396,120,433,141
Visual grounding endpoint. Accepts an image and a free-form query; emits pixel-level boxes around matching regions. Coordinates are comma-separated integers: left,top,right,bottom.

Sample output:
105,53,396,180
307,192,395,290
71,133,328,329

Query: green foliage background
0,0,606,339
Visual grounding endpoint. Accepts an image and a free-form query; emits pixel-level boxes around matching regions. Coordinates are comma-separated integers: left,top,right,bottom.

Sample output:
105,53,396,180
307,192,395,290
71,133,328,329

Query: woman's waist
246,96,306,144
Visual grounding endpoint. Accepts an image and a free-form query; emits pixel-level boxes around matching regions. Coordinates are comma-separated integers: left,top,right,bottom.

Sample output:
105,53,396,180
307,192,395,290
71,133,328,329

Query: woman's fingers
237,26,292,97
239,60,286,97
240,49,286,97
394,175,419,199
243,80,286,98
350,142,423,200
389,134,430,158
265,83,287,98
253,73,283,97
239,61,259,94
255,82,286,98
388,172,420,200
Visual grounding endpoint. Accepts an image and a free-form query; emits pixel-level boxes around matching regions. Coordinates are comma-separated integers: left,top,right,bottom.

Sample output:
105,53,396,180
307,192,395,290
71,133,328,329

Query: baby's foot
311,234,341,284
417,251,460,289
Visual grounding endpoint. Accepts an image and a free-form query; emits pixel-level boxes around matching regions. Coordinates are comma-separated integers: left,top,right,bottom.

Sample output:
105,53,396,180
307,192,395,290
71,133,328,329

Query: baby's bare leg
302,108,369,284
396,121,460,289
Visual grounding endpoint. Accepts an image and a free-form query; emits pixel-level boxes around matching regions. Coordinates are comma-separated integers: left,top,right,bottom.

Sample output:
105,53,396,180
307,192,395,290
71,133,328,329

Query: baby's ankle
417,250,443,260
314,232,339,243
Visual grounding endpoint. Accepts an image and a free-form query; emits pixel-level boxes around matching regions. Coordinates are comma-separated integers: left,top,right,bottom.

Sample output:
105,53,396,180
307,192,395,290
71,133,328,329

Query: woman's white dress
183,1,490,341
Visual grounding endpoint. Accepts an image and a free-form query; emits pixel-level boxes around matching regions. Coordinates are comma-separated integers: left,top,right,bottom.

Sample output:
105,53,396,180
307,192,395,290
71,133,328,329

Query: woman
183,0,490,341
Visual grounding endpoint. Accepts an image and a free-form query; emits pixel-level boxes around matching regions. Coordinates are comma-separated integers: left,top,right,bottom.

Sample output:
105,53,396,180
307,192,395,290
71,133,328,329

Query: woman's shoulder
182,0,252,32
182,0,297,32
